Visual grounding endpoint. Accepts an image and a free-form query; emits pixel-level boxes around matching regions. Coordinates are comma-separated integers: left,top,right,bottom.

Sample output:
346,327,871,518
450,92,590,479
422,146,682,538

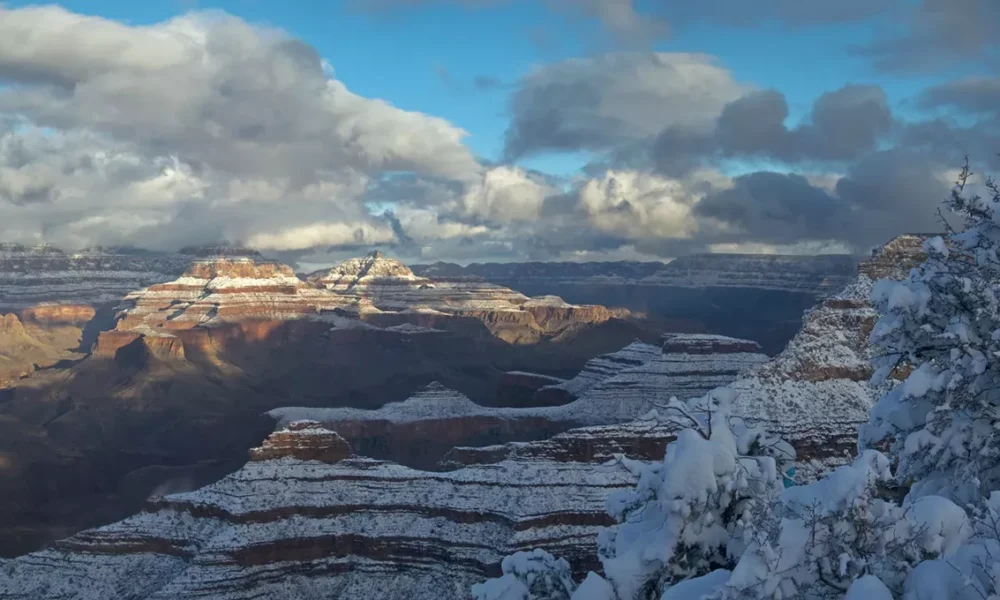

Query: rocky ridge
0,307,92,387
640,253,856,293
311,251,532,311
0,244,190,310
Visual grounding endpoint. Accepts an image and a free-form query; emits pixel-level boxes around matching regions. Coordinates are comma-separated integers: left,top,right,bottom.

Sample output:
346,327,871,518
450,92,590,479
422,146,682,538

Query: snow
660,569,731,600
384,323,443,333
845,575,894,600
570,573,614,600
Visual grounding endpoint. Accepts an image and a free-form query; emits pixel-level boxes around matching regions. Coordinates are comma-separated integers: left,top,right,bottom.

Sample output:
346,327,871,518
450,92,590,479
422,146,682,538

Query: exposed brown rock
19,304,95,325
249,421,352,463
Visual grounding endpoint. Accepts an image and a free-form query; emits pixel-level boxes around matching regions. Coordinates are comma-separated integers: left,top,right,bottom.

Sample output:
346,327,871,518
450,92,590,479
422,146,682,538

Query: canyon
0,237,928,600
414,253,858,353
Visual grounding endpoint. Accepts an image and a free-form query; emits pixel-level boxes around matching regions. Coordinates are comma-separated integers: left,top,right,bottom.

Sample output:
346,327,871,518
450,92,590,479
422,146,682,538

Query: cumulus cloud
0,4,992,265
692,150,953,251
651,84,893,173
0,5,482,252
503,53,746,160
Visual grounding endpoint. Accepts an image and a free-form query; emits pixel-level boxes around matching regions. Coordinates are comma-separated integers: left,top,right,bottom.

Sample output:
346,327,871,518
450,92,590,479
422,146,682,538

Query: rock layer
0,421,644,600
0,311,86,387
729,234,931,466
0,244,189,310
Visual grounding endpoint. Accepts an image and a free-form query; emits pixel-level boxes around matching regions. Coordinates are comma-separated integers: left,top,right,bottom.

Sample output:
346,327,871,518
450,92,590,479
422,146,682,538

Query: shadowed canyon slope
0,249,662,557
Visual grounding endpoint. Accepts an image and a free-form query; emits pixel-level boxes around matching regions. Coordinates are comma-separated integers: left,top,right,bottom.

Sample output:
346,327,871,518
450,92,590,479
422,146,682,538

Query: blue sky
12,0,963,175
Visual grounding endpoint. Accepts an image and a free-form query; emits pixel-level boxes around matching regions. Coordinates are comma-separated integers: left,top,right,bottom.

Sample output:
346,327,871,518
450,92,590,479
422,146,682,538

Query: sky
0,1,997,266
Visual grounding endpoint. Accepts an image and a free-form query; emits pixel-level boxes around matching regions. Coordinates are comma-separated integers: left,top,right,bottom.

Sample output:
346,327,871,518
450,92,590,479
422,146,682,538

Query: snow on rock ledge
728,234,933,467
0,446,638,599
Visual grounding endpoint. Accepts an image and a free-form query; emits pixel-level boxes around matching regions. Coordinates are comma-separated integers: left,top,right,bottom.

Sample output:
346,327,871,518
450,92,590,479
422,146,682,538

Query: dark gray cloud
919,77,1000,115
652,84,893,173
856,0,1000,72
691,150,951,251
503,53,745,160
695,172,851,244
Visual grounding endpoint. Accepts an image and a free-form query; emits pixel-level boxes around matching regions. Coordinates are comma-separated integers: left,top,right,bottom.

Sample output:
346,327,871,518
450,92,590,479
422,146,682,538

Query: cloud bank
0,4,997,266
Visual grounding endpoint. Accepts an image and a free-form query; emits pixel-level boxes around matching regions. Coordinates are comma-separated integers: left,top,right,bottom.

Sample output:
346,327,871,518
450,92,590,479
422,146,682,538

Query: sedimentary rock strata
0,244,189,309
728,234,932,466
0,422,640,600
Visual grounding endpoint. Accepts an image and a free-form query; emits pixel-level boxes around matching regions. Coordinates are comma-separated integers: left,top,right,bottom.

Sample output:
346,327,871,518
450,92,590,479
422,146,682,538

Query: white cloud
0,5,482,252
247,221,396,250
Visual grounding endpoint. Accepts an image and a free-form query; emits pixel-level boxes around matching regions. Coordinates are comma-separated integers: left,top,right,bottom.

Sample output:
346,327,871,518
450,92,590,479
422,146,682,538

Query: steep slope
729,234,930,466
0,307,93,387
0,420,652,600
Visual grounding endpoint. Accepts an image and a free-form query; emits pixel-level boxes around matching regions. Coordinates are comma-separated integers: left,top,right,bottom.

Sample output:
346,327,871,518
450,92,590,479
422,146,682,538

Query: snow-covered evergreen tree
596,388,793,600
472,549,577,600
862,162,1000,504
713,450,967,599
475,388,794,600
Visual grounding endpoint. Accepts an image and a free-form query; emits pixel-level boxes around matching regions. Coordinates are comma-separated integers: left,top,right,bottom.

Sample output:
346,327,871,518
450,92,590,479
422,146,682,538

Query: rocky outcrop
539,334,768,426
311,251,532,311
310,252,625,345
270,383,563,469
0,312,85,387
857,234,929,280
248,421,352,463
110,256,349,333
0,244,189,310
533,340,664,404
728,234,933,467
0,418,642,600
440,419,677,469
18,304,95,325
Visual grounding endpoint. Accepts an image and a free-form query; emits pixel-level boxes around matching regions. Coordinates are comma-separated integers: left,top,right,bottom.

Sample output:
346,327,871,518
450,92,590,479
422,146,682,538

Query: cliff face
311,252,620,344
729,235,930,467
0,311,87,387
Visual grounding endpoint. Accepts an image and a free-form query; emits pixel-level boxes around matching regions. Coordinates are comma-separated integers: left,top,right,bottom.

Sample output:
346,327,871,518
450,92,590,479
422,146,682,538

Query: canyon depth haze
0,2,998,599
